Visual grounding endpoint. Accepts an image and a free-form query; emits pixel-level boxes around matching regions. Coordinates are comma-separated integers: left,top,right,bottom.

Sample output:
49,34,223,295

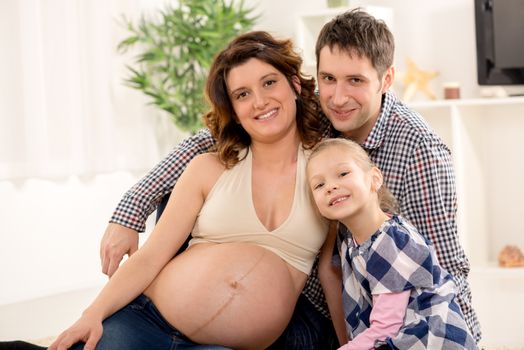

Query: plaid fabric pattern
110,91,480,338
335,216,478,349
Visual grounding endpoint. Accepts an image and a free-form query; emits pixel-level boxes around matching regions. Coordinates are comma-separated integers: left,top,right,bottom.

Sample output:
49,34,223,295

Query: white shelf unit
411,97,524,347
295,6,394,77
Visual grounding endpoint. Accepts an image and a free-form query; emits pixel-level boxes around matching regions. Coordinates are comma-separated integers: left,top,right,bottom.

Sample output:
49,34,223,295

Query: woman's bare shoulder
184,153,225,195
189,152,224,171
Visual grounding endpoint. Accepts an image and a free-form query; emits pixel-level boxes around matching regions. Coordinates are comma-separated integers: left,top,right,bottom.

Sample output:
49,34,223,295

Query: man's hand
100,223,139,277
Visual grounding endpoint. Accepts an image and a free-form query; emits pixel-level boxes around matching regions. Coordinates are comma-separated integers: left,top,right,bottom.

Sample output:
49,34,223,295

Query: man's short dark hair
315,8,395,78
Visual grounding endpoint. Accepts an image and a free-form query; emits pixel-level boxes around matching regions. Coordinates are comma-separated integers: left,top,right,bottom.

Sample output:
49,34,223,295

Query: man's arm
402,140,466,277
100,128,215,276
401,138,478,334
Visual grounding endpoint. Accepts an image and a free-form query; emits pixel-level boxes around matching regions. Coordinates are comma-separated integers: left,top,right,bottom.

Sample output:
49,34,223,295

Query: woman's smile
255,108,278,121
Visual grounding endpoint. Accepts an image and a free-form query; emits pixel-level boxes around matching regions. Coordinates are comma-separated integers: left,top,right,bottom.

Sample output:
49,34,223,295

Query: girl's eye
340,171,349,177
313,183,324,190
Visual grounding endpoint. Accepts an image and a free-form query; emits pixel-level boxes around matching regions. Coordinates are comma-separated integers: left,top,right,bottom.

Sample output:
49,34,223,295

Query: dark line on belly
186,249,268,337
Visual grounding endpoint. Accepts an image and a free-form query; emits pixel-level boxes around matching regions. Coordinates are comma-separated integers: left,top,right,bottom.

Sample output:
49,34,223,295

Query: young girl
306,138,477,350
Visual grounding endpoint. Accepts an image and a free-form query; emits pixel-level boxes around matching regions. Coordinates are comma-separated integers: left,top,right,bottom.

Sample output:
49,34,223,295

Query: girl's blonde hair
308,138,399,214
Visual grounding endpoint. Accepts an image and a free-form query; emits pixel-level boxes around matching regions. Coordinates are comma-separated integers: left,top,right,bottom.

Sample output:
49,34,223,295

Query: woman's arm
100,128,216,277
110,128,216,232
50,153,221,350
318,223,348,345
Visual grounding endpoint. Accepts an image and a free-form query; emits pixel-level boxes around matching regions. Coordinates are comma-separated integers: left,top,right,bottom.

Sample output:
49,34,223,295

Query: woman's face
226,58,301,144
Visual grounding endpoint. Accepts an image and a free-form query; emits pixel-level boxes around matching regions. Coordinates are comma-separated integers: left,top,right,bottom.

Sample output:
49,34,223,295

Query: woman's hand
48,313,103,350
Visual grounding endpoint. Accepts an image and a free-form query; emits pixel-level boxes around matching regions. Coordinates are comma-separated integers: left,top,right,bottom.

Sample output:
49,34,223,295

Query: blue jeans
70,294,230,350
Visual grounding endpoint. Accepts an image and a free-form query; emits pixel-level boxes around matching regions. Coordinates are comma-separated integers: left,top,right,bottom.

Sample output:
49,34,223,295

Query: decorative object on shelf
117,0,258,133
397,58,438,102
327,0,348,8
443,82,461,100
498,245,524,268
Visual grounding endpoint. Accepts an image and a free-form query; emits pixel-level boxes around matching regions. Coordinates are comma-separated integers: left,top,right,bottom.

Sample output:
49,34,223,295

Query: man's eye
322,75,334,82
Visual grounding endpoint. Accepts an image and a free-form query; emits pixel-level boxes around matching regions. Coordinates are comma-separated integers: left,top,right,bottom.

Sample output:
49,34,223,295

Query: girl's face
307,146,380,222
226,58,301,144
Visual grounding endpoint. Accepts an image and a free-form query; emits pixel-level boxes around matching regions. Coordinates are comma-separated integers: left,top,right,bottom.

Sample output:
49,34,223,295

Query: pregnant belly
143,242,304,349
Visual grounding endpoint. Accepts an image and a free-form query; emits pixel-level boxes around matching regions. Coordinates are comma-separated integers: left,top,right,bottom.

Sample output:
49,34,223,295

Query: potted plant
118,0,258,133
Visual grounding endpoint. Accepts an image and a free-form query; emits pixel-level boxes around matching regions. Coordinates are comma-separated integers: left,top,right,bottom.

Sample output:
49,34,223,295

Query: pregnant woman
43,31,329,350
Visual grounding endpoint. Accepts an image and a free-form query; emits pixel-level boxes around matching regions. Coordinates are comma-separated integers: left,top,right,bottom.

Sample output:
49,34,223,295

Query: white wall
0,174,142,304
0,0,503,305
0,0,188,305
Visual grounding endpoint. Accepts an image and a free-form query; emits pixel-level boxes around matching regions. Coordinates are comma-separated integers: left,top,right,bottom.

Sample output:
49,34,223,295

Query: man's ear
380,66,395,93
291,75,302,96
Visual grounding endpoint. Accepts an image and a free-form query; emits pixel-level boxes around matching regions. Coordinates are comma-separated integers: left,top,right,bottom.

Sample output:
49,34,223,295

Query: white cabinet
410,97,524,347
295,6,394,76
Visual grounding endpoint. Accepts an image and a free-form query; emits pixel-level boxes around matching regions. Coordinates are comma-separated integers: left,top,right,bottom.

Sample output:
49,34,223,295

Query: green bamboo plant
118,0,258,133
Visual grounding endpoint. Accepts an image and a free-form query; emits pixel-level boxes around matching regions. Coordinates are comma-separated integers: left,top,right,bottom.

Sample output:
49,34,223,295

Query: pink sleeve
338,291,410,350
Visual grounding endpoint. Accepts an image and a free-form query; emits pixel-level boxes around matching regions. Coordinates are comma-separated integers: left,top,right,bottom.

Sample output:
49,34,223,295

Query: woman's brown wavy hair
203,31,323,168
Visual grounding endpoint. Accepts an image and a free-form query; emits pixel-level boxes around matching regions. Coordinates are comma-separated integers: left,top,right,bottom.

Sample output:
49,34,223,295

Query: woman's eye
264,79,276,87
236,91,248,100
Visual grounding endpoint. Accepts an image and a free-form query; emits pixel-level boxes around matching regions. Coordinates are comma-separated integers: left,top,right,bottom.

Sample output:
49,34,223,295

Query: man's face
317,46,393,143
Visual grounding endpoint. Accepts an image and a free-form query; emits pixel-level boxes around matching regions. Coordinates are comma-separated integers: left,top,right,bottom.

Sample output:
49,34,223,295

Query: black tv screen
475,0,524,85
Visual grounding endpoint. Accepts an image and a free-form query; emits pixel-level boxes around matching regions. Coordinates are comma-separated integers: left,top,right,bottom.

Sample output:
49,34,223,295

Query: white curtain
0,0,185,180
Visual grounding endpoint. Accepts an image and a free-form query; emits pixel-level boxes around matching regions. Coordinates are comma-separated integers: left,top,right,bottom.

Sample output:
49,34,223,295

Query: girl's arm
50,153,220,350
338,291,410,350
318,223,348,345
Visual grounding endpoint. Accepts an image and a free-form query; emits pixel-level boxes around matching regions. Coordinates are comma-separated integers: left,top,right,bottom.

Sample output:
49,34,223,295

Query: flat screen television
475,0,524,85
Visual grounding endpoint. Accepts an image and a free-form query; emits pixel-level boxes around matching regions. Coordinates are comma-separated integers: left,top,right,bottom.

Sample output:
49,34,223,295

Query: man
101,9,480,347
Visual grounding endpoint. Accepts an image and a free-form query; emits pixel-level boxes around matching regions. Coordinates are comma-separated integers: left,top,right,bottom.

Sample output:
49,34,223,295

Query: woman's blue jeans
70,294,230,350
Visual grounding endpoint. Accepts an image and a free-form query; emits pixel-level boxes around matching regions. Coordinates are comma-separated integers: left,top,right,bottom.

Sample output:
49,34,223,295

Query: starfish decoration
397,58,439,102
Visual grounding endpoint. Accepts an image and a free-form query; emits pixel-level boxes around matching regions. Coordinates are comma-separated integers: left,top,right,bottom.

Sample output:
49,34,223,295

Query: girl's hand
48,314,103,350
